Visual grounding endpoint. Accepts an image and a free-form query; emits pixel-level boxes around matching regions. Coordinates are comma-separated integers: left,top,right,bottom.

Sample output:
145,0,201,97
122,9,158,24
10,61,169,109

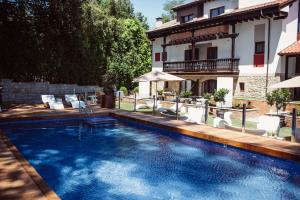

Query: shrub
266,92,275,107
203,93,212,101
133,86,139,94
180,90,192,98
267,89,291,113
158,90,164,95
119,86,128,96
213,88,229,107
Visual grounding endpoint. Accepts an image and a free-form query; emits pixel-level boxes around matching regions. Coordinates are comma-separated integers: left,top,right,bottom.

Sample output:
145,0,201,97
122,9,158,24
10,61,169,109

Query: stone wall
0,79,102,104
234,76,281,99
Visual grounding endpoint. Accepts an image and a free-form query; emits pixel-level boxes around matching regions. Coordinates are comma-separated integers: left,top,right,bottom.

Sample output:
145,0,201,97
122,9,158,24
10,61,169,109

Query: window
239,82,245,92
210,6,225,18
165,81,169,89
181,15,193,23
255,41,265,54
155,53,160,62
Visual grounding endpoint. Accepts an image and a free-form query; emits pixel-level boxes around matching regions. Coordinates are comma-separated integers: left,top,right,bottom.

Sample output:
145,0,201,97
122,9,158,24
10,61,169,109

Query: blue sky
131,0,165,28
131,0,194,28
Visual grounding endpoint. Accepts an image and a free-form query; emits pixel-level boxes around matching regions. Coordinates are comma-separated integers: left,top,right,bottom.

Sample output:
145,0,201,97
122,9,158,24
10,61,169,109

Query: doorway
202,79,217,94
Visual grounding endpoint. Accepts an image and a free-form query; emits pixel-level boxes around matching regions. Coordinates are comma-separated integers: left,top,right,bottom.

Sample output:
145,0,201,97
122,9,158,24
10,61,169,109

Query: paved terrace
0,105,300,199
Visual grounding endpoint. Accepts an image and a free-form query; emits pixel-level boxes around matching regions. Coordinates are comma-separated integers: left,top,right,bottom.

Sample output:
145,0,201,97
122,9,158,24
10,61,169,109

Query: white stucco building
143,0,300,106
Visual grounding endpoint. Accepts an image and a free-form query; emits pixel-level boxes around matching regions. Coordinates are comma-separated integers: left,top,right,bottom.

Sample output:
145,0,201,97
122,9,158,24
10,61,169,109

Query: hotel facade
141,0,300,107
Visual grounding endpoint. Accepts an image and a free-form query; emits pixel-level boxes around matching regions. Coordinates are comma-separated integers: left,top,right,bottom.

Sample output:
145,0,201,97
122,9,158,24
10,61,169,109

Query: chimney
155,17,163,28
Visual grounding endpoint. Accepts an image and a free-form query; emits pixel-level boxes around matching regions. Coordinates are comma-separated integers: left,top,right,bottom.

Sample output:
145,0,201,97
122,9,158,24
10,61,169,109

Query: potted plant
157,89,164,100
266,89,291,127
273,89,291,114
119,86,128,96
266,92,275,112
101,73,116,109
180,90,192,103
213,88,229,118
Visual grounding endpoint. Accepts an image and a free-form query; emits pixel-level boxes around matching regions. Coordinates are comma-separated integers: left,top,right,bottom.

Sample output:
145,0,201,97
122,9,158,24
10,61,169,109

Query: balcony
163,58,239,74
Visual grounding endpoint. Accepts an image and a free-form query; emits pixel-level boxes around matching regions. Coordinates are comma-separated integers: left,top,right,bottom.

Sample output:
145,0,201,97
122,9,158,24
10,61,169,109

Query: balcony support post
163,36,167,64
231,24,236,70
191,30,196,61
231,24,236,59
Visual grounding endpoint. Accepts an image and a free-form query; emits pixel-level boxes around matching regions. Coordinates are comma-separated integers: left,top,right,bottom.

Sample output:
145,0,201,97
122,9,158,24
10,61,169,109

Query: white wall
238,0,273,9
167,43,189,62
151,1,299,78
217,77,234,108
203,0,238,18
235,1,298,76
152,37,164,72
138,82,150,98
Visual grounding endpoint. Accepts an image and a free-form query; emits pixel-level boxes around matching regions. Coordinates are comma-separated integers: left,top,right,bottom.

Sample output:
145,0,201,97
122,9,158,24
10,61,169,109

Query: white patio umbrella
133,70,185,97
269,76,300,89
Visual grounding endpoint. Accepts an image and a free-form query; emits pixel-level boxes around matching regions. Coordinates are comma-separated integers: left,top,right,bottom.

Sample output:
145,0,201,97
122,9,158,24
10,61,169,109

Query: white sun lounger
65,94,86,109
157,102,182,113
213,112,233,128
257,115,280,136
135,99,155,110
41,95,64,110
185,107,205,125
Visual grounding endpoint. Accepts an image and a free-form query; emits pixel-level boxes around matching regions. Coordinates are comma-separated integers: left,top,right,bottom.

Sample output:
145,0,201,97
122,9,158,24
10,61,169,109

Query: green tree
0,0,152,87
107,19,151,90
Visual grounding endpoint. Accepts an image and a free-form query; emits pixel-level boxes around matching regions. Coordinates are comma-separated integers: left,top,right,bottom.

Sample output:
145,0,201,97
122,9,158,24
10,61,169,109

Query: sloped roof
148,0,296,38
279,40,300,56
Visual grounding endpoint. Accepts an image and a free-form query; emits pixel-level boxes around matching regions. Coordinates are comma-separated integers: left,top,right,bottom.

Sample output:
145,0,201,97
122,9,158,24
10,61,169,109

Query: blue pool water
2,117,300,200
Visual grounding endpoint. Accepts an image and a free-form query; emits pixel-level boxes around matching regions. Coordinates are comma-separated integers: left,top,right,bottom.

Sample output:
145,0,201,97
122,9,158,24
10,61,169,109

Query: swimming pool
2,117,300,200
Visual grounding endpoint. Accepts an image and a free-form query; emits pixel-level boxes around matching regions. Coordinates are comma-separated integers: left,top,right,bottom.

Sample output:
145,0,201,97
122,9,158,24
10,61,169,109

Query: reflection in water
4,119,300,200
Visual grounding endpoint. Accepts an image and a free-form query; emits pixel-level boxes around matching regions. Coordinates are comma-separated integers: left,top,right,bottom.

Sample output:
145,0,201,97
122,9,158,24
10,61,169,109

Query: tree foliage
0,0,151,87
161,0,185,23
107,19,151,90
266,89,291,113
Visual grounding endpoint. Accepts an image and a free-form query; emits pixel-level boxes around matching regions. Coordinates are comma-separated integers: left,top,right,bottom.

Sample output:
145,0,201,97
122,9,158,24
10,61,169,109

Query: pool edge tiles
111,111,300,163
0,130,61,200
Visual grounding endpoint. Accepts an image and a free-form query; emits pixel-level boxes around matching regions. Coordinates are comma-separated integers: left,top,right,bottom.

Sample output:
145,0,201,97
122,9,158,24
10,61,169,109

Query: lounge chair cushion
41,95,56,104
49,102,64,110
65,95,79,104
71,101,86,109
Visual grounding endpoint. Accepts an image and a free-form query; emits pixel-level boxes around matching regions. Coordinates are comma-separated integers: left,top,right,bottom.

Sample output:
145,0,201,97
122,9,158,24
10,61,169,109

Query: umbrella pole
156,81,158,107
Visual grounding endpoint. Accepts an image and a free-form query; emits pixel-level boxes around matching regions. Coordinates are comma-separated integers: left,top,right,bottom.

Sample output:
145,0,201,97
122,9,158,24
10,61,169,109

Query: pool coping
1,109,300,199
0,130,61,200
110,111,300,163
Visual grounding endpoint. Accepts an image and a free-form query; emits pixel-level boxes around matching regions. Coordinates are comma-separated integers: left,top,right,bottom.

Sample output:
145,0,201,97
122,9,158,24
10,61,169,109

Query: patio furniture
257,115,281,136
185,107,205,125
157,102,182,113
213,112,233,128
41,95,64,110
65,94,86,109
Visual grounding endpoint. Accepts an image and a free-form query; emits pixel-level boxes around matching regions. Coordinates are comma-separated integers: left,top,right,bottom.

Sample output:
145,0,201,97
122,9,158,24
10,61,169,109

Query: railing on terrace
163,58,240,73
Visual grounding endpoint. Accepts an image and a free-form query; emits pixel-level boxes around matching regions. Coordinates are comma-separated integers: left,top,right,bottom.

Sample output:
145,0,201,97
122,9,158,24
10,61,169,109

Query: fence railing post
242,104,246,133
176,97,179,120
153,95,156,115
291,108,297,143
205,100,209,124
134,93,137,112
118,92,121,109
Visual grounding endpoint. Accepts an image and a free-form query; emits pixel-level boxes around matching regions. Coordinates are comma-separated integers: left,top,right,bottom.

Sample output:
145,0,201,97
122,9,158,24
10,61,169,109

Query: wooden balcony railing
163,58,239,73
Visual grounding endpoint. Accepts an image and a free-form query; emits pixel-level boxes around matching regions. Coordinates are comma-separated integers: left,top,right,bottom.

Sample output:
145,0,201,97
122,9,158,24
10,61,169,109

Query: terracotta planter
101,95,115,109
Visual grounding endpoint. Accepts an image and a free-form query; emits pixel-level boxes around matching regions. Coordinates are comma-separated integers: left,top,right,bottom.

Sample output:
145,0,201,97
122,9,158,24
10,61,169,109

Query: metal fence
114,94,300,143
